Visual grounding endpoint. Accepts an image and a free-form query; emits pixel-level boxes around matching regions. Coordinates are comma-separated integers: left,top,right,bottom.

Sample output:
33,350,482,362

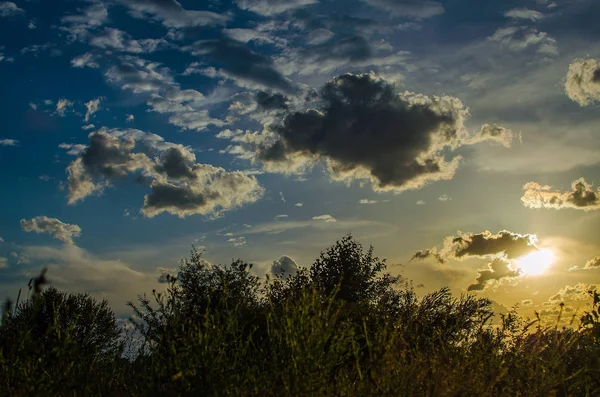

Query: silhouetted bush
1,235,599,396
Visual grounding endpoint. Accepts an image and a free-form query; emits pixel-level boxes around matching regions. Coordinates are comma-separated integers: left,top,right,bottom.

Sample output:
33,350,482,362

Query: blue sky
1,0,599,321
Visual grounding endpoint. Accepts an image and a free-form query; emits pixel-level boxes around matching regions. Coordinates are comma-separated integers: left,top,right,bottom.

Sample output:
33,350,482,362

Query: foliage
1,235,599,396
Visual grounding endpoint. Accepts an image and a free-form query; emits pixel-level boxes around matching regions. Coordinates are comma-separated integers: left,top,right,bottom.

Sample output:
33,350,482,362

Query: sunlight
514,249,555,276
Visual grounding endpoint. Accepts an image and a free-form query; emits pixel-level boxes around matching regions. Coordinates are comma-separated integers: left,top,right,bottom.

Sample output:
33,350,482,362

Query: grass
1,236,599,396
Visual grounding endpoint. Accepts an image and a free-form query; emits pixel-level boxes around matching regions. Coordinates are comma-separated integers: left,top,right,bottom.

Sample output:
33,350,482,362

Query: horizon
1,0,599,324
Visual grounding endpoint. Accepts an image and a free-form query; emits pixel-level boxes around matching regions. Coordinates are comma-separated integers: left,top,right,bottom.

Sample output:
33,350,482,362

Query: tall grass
1,236,599,396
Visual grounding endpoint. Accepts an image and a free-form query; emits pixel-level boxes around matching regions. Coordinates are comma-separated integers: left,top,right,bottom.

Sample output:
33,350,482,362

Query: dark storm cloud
255,72,469,192
410,249,447,264
467,258,521,291
184,37,297,94
360,0,444,18
153,147,197,180
521,178,600,211
451,230,537,260
116,0,229,28
270,255,299,278
565,58,600,106
255,91,289,110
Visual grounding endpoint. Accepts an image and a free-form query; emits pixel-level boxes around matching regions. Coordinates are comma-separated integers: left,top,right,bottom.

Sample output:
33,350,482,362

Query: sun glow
514,249,555,276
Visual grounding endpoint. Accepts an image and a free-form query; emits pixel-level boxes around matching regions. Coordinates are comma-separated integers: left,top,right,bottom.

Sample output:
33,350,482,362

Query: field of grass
1,236,599,396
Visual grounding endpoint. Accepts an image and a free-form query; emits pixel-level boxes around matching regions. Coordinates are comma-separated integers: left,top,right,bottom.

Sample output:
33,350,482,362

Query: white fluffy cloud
20,216,82,245
236,0,317,16
504,8,544,21
84,97,102,123
0,139,18,146
565,58,600,106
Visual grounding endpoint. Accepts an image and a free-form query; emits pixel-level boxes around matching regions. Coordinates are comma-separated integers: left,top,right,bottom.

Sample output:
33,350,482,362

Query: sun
514,249,555,276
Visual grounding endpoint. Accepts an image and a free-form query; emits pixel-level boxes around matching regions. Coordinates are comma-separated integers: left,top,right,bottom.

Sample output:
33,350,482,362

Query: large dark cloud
467,258,521,291
255,91,289,111
565,58,600,106
116,0,229,28
184,37,297,94
66,128,264,218
451,230,537,260
254,72,470,191
521,178,600,211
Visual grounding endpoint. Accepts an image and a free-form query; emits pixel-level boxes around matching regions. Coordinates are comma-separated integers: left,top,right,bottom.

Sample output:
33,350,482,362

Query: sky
0,0,599,323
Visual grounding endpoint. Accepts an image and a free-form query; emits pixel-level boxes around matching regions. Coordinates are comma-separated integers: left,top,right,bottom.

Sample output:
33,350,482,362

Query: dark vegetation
1,236,599,396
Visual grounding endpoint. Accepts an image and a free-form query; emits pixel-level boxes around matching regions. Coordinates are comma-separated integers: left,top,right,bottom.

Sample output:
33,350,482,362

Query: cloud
410,249,446,264
228,236,247,247
65,128,264,218
105,57,175,94
584,256,600,270
467,124,515,148
60,2,108,42
279,191,286,202
521,178,600,211
504,8,544,21
116,0,229,28
234,72,507,192
0,139,18,146
360,0,444,18
489,26,557,55
416,200,426,205
359,199,378,205
84,97,102,123
20,216,82,245
55,99,74,116
564,58,600,106
71,52,100,68
59,143,87,156
271,255,299,277
312,215,336,222
19,244,159,315
294,202,303,207
184,37,297,94
90,28,170,53
126,114,135,122
0,2,23,17
449,230,538,260
548,283,597,304
236,0,317,16
467,258,521,291
522,299,533,306
141,168,264,219
438,194,451,202
106,56,225,131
